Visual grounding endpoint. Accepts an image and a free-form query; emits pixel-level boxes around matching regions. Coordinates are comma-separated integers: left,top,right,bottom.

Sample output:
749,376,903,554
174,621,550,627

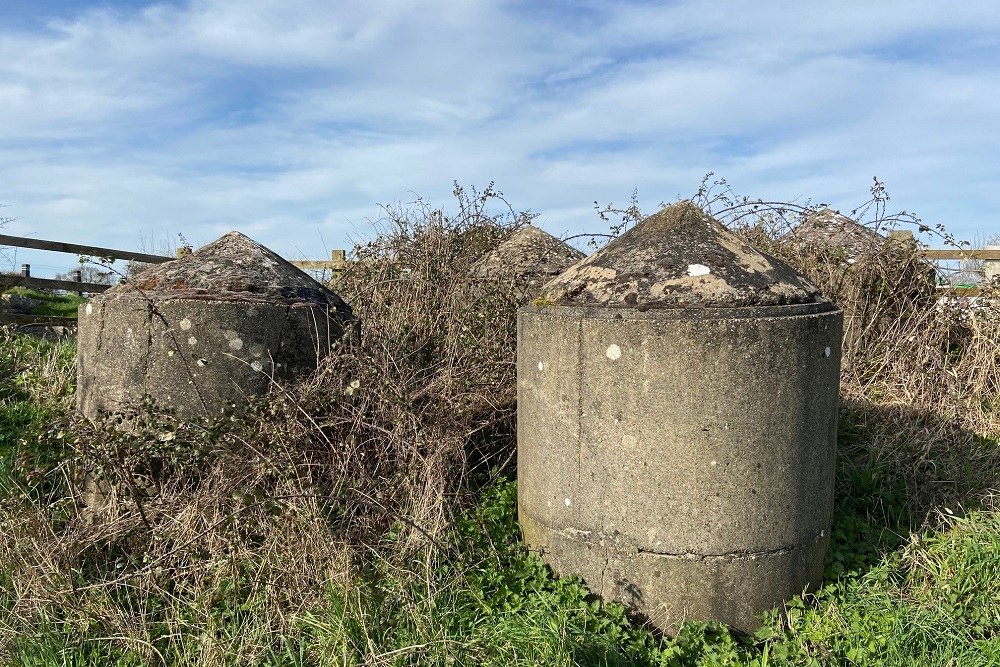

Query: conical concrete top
101,231,352,312
782,208,883,261
472,225,586,282
538,201,826,309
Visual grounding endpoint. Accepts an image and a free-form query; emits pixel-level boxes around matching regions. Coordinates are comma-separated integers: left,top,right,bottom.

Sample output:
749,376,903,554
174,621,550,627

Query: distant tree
54,264,114,286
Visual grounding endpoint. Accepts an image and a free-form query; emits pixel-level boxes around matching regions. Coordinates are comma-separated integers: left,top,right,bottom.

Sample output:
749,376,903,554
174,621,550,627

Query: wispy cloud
1,0,999,275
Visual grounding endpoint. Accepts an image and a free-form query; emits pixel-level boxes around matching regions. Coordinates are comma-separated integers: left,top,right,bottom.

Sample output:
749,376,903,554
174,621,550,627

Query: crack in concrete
141,302,153,397
635,542,807,563
575,318,583,488
549,524,826,564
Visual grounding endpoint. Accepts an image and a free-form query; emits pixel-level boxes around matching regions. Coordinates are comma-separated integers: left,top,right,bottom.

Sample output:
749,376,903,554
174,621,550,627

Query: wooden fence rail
0,233,349,296
0,274,112,293
922,249,1000,261
2,230,996,300
0,233,172,265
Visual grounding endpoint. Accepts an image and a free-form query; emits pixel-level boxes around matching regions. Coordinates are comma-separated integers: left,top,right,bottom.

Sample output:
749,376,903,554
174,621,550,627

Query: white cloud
1,0,999,277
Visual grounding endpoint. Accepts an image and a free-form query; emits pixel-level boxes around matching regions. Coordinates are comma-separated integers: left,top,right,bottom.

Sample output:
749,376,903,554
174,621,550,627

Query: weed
1,178,999,666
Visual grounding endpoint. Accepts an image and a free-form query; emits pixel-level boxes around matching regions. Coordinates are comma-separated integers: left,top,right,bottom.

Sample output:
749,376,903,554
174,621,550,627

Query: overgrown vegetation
1,180,999,665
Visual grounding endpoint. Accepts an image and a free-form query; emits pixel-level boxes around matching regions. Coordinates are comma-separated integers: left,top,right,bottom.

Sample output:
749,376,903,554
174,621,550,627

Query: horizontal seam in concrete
520,304,839,322
635,540,816,563
535,521,827,563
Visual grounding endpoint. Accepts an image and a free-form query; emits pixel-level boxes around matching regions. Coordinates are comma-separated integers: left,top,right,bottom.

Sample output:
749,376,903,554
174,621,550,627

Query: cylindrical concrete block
518,202,842,633
77,231,354,420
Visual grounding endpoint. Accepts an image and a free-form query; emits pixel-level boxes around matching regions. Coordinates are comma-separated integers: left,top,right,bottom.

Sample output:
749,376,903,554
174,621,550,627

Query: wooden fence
2,231,997,328
922,248,999,297
0,234,347,285
920,249,1000,261
0,233,348,328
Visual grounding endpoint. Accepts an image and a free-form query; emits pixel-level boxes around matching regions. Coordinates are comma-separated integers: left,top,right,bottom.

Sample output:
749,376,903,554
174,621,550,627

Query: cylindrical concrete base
77,297,347,419
517,302,842,633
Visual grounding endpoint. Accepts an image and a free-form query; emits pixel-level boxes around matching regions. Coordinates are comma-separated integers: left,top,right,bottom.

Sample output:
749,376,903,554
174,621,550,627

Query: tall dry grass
0,184,527,663
1,179,999,663
704,180,1000,525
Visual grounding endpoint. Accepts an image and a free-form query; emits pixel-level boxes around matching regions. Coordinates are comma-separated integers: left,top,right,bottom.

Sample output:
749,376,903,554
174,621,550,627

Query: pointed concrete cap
782,208,883,259
102,231,352,313
473,225,586,280
539,201,826,309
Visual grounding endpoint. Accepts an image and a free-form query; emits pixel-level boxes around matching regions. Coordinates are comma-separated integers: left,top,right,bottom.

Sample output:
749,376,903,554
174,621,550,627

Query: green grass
13,472,1000,667
3,330,1000,666
297,477,1000,667
0,330,75,494
3,287,88,318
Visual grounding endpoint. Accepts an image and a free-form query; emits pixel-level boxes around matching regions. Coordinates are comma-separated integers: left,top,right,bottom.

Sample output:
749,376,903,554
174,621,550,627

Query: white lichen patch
188,336,198,346
179,318,192,331
85,303,93,315
251,360,264,372
687,263,711,277
606,344,622,361
572,264,618,282
718,234,772,273
223,330,244,351
649,274,739,301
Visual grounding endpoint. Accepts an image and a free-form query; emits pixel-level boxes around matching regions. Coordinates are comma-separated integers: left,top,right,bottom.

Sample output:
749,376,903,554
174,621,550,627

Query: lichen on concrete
539,201,826,309
517,202,844,632
472,225,585,289
78,231,355,420
107,231,352,313
781,208,884,264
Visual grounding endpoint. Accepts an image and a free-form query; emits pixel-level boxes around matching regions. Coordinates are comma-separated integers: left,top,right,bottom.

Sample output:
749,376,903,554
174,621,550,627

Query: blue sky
2,0,1000,276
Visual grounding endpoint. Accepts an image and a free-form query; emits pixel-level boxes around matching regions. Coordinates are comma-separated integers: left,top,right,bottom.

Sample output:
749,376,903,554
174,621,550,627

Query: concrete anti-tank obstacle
77,231,355,420
517,201,843,633
472,225,586,299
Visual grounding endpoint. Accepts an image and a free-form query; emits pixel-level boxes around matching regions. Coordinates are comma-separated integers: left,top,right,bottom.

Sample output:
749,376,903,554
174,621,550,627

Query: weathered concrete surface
540,201,824,309
781,208,884,264
518,201,842,633
520,512,827,631
472,225,586,298
77,232,354,419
